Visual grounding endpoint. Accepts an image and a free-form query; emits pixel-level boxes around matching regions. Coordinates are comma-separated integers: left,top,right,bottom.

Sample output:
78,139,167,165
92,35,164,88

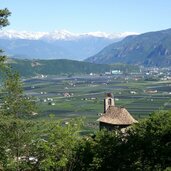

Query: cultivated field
23,74,171,130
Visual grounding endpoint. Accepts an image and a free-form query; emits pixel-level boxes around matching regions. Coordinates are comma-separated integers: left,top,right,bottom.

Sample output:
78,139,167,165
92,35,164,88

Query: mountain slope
0,30,137,60
86,28,171,67
0,37,114,60
7,58,139,77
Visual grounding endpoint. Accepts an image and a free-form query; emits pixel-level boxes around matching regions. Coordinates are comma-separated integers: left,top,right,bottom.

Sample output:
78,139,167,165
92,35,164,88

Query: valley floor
22,74,171,130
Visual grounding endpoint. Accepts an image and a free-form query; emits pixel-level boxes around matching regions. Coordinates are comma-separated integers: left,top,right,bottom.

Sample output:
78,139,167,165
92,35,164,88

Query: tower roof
97,106,138,125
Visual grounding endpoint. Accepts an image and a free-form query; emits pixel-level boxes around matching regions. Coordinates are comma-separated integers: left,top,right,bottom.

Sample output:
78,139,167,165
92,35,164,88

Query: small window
108,98,112,105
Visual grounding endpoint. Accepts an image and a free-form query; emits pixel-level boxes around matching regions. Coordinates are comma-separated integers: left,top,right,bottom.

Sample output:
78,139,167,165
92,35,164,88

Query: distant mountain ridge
0,30,138,60
0,29,138,40
85,28,171,67
7,58,139,77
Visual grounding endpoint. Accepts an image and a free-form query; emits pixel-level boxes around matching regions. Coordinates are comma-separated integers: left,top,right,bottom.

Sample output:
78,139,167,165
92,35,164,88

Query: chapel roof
97,106,138,125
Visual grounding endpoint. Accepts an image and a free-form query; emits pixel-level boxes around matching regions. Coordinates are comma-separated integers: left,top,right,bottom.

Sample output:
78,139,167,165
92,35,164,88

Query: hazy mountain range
2,28,171,67
86,28,171,67
0,30,137,60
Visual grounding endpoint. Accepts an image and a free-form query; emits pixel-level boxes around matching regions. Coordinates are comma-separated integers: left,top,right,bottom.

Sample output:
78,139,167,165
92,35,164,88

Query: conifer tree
0,8,37,170
0,8,10,66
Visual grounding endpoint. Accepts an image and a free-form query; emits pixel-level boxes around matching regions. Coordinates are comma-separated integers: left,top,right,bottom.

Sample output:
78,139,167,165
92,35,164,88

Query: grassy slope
9,58,139,77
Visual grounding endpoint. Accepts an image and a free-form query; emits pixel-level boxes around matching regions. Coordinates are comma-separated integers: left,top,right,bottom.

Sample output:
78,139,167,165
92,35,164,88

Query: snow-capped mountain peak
80,31,139,39
0,30,48,40
0,29,139,41
41,29,78,40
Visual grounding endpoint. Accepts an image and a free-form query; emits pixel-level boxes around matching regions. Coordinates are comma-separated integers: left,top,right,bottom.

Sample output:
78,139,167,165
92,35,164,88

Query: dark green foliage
126,110,171,170
0,8,11,28
0,51,7,76
0,116,36,170
9,58,139,77
0,110,83,170
73,111,171,171
0,7,11,76
0,50,6,63
0,9,37,167
74,130,124,171
0,67,36,170
29,118,83,171
1,70,36,118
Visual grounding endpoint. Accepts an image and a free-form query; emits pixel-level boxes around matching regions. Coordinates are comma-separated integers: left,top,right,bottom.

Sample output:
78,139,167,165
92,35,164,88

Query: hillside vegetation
86,28,171,67
8,58,139,77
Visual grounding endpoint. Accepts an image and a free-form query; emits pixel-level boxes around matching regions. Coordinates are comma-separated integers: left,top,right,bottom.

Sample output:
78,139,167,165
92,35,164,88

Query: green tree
1,70,35,118
28,118,83,171
0,8,10,67
0,8,37,170
0,68,37,171
126,110,171,170
0,69,36,170
73,111,171,171
0,116,37,170
73,130,125,171
0,8,11,28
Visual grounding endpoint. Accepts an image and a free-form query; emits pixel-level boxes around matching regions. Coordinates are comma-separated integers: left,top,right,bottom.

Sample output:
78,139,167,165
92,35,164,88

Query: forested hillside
86,28,171,67
8,58,139,77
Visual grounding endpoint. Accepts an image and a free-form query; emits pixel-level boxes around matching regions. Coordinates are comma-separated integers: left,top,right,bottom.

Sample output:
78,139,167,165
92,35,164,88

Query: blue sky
0,0,171,33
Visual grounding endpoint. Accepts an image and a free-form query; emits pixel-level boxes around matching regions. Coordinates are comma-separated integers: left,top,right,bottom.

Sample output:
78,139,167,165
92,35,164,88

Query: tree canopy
73,111,171,171
0,8,11,28
0,8,11,67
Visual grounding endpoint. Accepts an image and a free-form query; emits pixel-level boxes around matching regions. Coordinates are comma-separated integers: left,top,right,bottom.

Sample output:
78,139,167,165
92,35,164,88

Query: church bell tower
104,93,115,113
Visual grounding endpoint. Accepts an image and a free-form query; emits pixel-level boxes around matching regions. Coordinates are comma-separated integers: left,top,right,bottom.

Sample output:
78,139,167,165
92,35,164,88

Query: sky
0,0,171,33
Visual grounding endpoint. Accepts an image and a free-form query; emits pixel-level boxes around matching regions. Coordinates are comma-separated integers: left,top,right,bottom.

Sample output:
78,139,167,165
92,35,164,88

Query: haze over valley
2,28,171,68
0,30,137,60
